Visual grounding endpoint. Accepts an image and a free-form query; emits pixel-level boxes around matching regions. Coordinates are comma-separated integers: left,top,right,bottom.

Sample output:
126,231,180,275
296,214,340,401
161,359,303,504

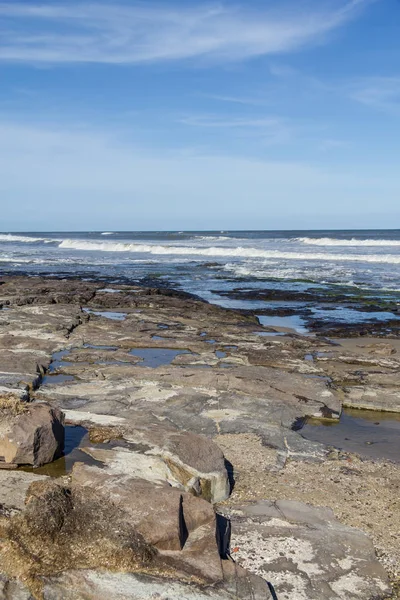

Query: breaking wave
0,234,49,243
298,237,400,247
57,239,400,264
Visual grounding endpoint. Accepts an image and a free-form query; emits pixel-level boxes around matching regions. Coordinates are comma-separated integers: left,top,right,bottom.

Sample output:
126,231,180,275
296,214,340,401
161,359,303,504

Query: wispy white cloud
348,77,400,114
179,114,282,128
0,0,372,65
197,93,265,107
319,138,352,151
267,61,400,117
178,113,292,143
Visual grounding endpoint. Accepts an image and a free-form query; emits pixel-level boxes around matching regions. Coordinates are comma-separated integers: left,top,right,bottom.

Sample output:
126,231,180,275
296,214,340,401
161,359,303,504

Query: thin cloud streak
349,77,400,114
197,94,265,107
179,115,283,128
178,113,293,144
0,1,372,65
267,62,400,116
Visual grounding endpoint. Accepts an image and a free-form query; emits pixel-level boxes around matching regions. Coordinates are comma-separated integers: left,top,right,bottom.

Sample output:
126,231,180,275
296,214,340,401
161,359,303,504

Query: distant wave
193,235,231,241
298,237,400,247
0,234,49,243
0,257,35,263
101,232,114,235
58,239,400,264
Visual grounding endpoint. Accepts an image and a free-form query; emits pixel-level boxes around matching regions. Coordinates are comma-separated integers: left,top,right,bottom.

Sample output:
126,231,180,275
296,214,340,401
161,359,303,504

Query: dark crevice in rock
224,459,235,494
216,513,231,560
178,495,189,549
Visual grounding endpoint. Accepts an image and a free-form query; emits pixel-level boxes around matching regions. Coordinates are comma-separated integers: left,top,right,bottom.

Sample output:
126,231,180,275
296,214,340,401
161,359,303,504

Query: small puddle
48,349,73,373
83,308,127,321
204,339,216,344
298,408,400,462
254,331,287,337
42,373,76,385
216,350,227,359
129,347,191,367
83,344,118,351
304,374,331,382
157,324,169,330
314,351,336,359
19,426,99,477
50,349,71,362
257,314,309,334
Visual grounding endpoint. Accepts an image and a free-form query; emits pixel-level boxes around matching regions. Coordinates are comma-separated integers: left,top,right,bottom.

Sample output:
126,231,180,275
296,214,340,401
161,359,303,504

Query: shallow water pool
299,408,400,463
257,314,309,334
83,308,127,321
129,347,191,367
20,426,97,477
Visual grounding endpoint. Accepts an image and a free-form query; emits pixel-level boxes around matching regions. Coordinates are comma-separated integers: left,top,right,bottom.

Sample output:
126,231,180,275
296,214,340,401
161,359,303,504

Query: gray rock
82,425,230,503
42,569,273,600
0,575,33,600
0,470,48,514
225,499,391,600
39,373,330,462
343,385,400,412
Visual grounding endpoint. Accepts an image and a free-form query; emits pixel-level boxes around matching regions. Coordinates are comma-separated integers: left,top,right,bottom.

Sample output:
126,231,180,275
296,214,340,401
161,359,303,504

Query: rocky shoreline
0,275,399,599
211,285,400,338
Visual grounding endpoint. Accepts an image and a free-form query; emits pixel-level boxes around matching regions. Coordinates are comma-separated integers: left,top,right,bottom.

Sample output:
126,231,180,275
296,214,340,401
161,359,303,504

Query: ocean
1,230,400,329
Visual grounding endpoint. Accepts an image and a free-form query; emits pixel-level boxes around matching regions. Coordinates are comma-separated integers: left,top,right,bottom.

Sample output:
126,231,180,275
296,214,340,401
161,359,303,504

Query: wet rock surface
212,285,400,338
0,276,398,599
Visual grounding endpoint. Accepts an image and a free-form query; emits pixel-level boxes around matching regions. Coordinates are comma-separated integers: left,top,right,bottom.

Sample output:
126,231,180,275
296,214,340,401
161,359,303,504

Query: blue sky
0,0,399,230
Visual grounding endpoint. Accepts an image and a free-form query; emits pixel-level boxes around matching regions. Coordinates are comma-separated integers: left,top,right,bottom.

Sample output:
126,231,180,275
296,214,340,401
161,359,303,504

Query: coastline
0,274,399,599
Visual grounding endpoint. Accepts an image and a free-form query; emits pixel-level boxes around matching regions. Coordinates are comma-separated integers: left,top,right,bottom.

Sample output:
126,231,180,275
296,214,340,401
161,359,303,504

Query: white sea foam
57,239,400,264
0,234,48,243
223,262,353,281
101,232,114,235
194,235,231,241
298,237,400,247
0,257,34,263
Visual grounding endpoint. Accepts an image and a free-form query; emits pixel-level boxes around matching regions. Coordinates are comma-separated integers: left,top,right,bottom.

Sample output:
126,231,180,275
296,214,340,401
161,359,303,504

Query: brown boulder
0,400,64,467
72,463,222,581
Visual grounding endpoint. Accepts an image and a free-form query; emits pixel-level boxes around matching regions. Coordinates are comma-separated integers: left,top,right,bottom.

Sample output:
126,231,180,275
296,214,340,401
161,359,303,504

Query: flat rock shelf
0,276,398,600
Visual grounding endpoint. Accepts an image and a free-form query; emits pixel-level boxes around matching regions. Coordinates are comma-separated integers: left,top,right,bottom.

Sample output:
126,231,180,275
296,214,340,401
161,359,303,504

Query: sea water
1,230,400,327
